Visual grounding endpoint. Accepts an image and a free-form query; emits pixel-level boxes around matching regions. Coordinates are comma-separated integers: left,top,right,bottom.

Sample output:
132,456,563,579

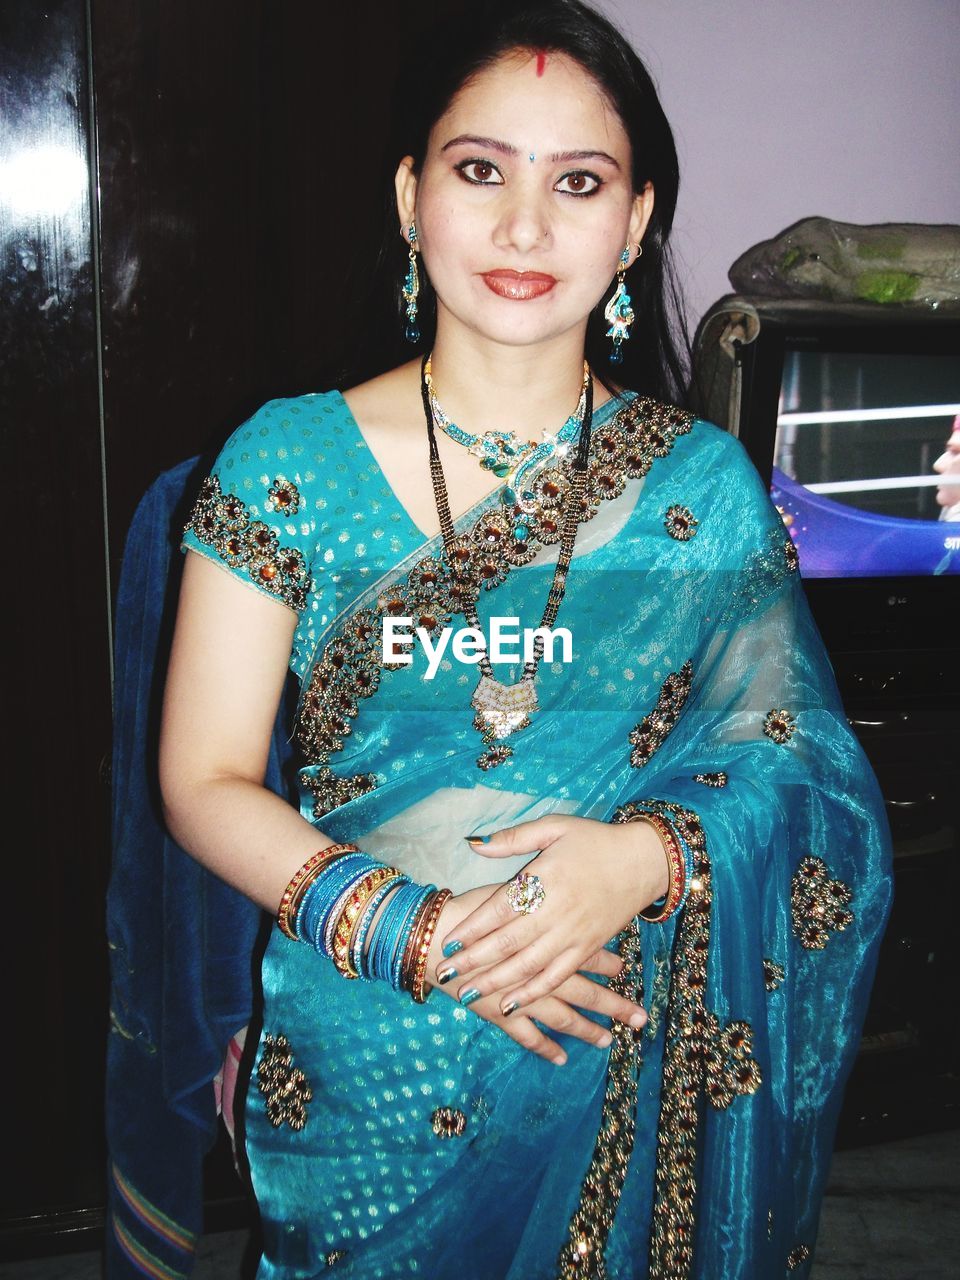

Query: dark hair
341,0,690,404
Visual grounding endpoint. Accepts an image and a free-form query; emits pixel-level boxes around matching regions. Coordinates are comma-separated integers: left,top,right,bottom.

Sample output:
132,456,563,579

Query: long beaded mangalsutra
420,357,594,769
423,356,589,514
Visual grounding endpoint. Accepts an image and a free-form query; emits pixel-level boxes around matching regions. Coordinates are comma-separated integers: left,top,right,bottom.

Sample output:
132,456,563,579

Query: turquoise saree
182,389,892,1279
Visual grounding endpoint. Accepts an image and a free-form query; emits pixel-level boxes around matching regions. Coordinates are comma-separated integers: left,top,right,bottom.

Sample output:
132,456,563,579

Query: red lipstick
481,270,557,300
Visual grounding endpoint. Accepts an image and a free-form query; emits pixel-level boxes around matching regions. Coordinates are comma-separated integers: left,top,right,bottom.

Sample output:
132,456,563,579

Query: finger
578,947,623,979
473,999,568,1066
561,973,647,1030
491,948,587,1015
463,814,569,860
450,936,566,1006
437,879,536,961
524,995,614,1050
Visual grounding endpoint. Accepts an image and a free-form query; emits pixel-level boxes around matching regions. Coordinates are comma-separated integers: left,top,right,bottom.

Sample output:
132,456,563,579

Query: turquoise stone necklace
422,357,590,521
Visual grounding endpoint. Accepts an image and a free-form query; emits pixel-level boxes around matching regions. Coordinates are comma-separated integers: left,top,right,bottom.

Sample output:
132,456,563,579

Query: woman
160,3,892,1276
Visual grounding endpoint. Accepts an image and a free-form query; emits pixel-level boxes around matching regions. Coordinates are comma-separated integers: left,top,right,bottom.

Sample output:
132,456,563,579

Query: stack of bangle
617,804,696,924
276,846,452,1002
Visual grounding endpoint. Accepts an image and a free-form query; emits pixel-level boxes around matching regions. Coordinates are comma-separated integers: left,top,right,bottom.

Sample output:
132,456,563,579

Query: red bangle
632,814,686,924
276,843,359,940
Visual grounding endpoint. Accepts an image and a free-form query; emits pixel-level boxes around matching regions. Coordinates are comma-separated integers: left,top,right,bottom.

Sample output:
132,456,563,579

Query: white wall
594,0,960,327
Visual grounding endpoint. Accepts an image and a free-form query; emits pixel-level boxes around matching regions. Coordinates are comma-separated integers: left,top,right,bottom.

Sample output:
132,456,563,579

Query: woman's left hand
437,815,670,1016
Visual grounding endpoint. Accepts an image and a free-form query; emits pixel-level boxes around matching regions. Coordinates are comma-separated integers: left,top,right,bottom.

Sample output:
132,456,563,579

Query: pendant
471,673,539,741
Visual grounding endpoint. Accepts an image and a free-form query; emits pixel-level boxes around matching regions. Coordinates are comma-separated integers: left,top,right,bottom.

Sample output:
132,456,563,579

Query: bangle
632,813,686,923
350,877,408,980
407,888,453,1003
331,867,404,979
276,844,359,940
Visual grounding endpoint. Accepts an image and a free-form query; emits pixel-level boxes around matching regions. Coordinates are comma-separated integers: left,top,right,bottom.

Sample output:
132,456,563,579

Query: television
694,299,960,649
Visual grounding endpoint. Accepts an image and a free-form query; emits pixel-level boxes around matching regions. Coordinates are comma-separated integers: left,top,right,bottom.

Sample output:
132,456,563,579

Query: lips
481,269,557,300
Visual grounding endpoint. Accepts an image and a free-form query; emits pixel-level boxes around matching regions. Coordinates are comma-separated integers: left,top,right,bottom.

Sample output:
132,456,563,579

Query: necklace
419,356,594,769
422,357,590,514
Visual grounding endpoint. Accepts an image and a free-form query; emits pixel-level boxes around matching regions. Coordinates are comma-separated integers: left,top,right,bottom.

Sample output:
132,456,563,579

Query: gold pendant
471,673,539,741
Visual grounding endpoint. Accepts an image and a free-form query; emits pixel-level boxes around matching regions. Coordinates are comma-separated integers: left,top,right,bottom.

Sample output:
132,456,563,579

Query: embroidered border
296,397,695,818
184,474,311,612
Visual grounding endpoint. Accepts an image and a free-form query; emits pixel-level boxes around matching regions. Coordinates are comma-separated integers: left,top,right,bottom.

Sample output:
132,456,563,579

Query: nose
491,183,550,255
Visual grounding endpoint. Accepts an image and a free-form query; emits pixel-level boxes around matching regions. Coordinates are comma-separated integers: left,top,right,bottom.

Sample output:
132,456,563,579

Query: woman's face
396,49,653,352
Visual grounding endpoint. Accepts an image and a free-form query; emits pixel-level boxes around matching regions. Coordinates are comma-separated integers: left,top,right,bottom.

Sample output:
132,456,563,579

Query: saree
182,388,892,1279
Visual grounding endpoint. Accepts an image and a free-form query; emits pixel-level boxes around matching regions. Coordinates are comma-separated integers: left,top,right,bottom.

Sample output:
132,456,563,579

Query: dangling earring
403,222,420,344
604,243,635,365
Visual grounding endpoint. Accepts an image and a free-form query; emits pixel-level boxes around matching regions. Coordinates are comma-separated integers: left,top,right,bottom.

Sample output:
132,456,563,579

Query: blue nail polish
442,940,463,958
459,987,481,1007
501,1000,519,1016
466,833,490,844
437,966,457,985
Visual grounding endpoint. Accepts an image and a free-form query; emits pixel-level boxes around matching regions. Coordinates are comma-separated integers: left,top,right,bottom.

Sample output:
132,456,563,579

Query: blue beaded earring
604,243,637,364
403,222,420,344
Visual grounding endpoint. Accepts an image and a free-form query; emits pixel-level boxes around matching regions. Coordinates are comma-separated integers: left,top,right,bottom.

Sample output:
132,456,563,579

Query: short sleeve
181,398,319,615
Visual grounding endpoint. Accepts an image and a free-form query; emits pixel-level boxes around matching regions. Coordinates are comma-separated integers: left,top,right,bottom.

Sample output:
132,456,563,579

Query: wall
596,0,960,327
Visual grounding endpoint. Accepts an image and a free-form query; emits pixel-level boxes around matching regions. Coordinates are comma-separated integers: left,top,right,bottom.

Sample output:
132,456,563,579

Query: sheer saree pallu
184,391,891,1279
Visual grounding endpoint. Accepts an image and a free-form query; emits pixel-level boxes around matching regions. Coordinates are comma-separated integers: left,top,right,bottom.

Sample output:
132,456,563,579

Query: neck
427,319,600,440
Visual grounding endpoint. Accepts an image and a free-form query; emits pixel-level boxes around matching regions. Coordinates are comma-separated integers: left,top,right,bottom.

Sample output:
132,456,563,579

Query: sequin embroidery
628,662,694,767
185,474,311,612
763,708,796,744
693,771,728,788
787,1244,811,1270
430,1106,467,1138
663,504,698,541
763,958,785,991
257,1034,313,1130
791,857,854,950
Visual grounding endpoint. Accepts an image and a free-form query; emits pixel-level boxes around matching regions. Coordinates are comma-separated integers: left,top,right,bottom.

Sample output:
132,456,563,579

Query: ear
628,182,655,258
395,156,419,235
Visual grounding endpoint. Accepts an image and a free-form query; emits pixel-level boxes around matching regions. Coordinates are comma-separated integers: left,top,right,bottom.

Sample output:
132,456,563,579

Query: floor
3,1129,957,1279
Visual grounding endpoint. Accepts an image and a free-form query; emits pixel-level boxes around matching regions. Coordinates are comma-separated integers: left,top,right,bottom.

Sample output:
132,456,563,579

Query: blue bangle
353,877,408,980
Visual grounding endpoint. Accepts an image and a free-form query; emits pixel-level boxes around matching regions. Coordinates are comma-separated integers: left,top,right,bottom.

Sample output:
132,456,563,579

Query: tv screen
771,348,960,577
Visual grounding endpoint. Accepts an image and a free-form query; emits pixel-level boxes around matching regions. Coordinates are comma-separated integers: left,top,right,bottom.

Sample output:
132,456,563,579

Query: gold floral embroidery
296,398,694,817
265,476,302,516
325,1250,348,1267
664,504,699,541
185,474,311,611
784,537,800,573
257,1034,313,1131
430,1106,467,1138
763,958,785,991
791,857,854,950
787,1244,811,1269
560,797,760,1279
556,917,644,1277
628,662,694,767
693,771,728,788
703,1017,763,1109
763,708,796,744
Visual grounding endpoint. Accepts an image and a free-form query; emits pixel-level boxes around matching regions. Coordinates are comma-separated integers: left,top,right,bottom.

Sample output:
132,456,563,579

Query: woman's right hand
425,886,646,1066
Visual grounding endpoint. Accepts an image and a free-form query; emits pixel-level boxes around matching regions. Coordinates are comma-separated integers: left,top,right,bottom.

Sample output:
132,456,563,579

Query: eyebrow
440,134,620,168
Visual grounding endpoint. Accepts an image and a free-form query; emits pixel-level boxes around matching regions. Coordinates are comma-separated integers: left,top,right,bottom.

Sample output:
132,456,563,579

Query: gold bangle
409,888,453,1003
276,843,360,941
331,867,403,979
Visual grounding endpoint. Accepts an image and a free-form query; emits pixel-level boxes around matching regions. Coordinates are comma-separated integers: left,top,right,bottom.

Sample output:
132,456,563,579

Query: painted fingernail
459,988,481,1007
501,999,520,1016
465,833,490,844
442,940,463,958
437,965,458,985
628,1011,647,1029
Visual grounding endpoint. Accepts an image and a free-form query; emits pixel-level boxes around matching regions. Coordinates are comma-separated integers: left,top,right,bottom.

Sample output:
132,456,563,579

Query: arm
160,552,646,1062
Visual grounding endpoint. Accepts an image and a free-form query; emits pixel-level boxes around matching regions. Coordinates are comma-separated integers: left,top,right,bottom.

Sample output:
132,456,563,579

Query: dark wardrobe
1,0,445,1255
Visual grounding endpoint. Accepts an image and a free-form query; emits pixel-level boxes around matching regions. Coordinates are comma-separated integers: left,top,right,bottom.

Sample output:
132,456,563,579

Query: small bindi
528,152,536,163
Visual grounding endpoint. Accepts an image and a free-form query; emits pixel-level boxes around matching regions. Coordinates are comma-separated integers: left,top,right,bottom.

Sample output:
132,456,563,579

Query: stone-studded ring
505,872,546,915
